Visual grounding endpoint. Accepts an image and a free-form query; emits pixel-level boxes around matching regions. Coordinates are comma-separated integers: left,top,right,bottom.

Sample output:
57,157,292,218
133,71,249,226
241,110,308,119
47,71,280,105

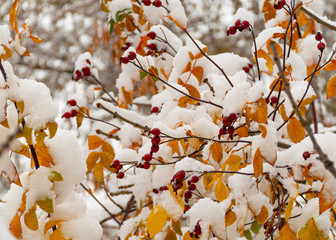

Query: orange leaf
9,213,22,239
253,148,263,178
169,140,181,156
225,210,237,227
191,66,203,85
279,224,297,240
319,181,336,214
326,75,336,99
86,151,100,174
44,220,62,234
88,135,104,150
49,228,66,240
181,62,191,74
285,199,294,221
287,117,305,143
246,98,268,124
24,208,38,231
146,205,168,238
224,155,242,172
76,106,89,128
188,138,200,150
323,59,336,71
297,11,309,27
0,45,12,61
215,176,229,201
211,142,223,163
255,205,268,224
10,0,20,32
169,15,186,31
121,86,133,106
93,161,104,183
269,78,284,92
262,0,276,21
257,49,273,73
184,84,200,99
259,125,267,138
182,232,193,240
235,126,249,138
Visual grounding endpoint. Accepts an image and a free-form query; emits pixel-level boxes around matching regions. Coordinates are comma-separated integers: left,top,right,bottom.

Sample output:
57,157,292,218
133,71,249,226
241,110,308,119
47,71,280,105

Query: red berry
189,184,196,191
243,66,250,73
113,160,120,167
153,0,162,7
143,153,152,162
248,63,253,69
82,67,90,76
151,144,159,153
62,112,71,119
234,20,241,28
315,32,322,41
222,116,230,126
303,151,310,160
148,43,157,50
117,172,124,179
317,42,325,51
121,57,129,64
184,205,190,212
242,20,250,29
184,190,192,199
142,0,151,6
67,99,77,106
148,31,156,40
86,59,91,65
271,96,278,104
75,70,82,79
228,26,237,35
238,25,244,32
160,186,168,191
173,170,185,181
121,45,130,51
143,162,151,169
228,126,235,135
194,222,202,235
191,176,199,183
265,98,270,104
153,188,159,194
151,136,161,145
150,128,161,136
151,106,159,113
147,50,153,55
128,51,137,60
218,127,226,138
71,109,77,117
228,113,237,122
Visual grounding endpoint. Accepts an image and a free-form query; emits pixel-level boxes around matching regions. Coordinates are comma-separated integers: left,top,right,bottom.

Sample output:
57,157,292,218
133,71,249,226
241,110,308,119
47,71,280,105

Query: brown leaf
184,84,200,100
287,117,305,143
326,75,336,99
253,148,263,178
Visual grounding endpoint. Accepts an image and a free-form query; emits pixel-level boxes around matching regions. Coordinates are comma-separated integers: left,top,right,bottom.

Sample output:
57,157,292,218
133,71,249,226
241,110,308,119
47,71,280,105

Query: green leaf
36,198,54,214
244,230,252,240
140,71,148,79
251,222,262,234
48,171,63,181
108,18,115,34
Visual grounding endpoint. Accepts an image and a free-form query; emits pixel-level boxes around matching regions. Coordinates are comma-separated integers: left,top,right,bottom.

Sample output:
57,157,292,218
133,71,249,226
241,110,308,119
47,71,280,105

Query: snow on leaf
146,205,168,238
254,205,268,224
253,148,263,178
256,49,273,73
88,135,104,150
49,228,66,240
319,181,336,214
279,224,297,240
298,218,328,240
326,75,336,99
246,98,268,125
46,122,58,139
287,117,305,143
24,208,38,231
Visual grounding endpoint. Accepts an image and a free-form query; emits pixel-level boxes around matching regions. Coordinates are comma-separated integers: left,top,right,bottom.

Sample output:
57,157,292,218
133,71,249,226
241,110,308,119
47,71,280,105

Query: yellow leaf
169,140,181,156
146,205,168,238
93,161,104,183
10,0,20,32
48,171,63,182
298,218,328,240
297,11,309,26
88,135,104,150
285,199,294,222
182,231,193,240
185,84,201,99
13,143,30,159
257,49,273,73
211,142,223,163
34,142,54,167
215,176,229,201
191,66,203,85
101,142,115,156
225,155,242,172
225,210,237,227
44,220,62,234
236,126,249,138
246,99,268,125
76,106,89,128
172,220,182,236
100,151,114,170
253,148,263,178
36,198,53,214
262,0,276,21
9,213,22,239
86,151,100,174
279,104,288,122
24,208,38,231
287,117,305,143
49,228,66,240
326,75,336,99
46,122,58,139
121,86,133,106
259,125,267,138
279,224,297,240
319,181,336,214
255,205,268,224
188,138,200,150
23,125,33,145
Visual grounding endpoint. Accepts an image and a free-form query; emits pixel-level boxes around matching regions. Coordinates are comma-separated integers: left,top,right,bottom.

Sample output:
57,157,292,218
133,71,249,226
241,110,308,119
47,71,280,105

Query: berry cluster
121,51,137,64
150,128,161,153
218,113,237,139
138,153,152,169
111,159,124,179
227,20,250,36
142,0,162,7
73,59,91,81
153,185,168,194
274,0,286,10
171,170,185,192
243,63,253,73
315,32,325,51
62,99,78,119
121,42,132,51
190,221,202,238
184,175,199,202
